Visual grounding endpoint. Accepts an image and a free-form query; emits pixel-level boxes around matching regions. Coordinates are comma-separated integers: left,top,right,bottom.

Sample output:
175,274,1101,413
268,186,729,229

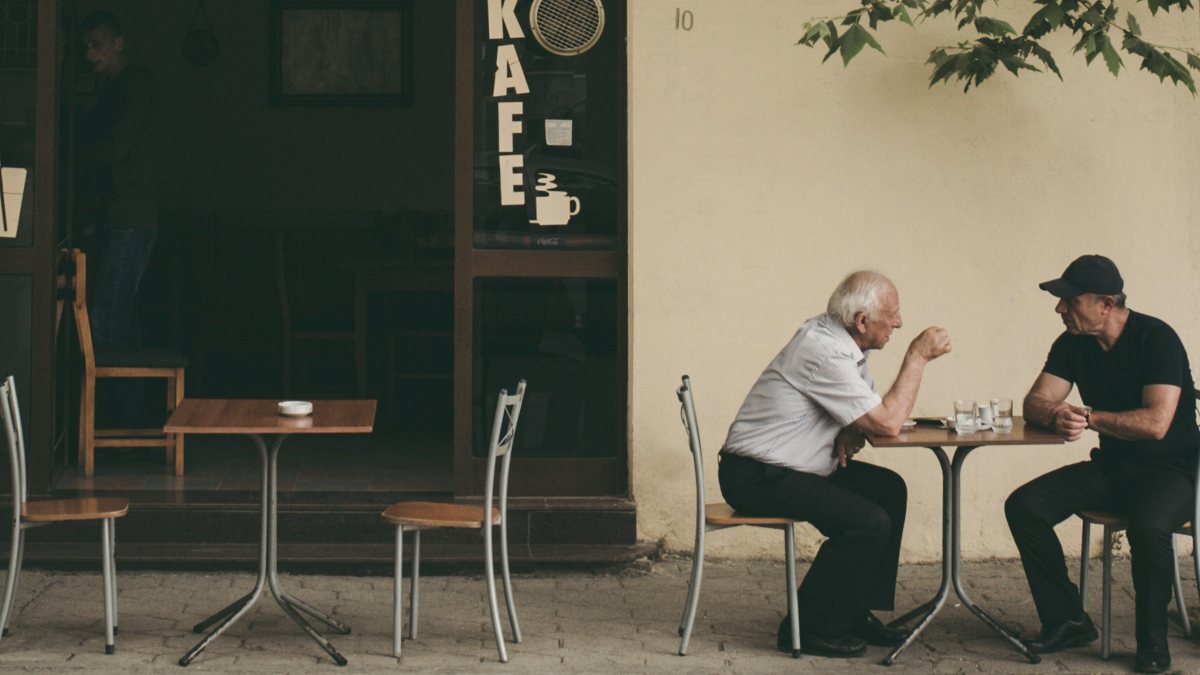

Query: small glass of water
992,398,1014,433
954,400,978,433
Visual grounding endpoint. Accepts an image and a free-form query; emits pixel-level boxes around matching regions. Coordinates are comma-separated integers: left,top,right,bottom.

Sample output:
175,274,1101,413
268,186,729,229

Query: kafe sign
487,0,580,227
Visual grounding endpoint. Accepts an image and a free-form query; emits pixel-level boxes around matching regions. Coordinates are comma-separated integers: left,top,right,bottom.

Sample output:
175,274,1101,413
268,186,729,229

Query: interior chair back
66,249,97,377
1,376,27,515
62,247,188,477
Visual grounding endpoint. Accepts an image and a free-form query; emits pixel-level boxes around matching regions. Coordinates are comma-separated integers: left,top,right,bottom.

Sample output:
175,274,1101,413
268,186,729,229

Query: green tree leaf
838,24,885,66
1126,12,1142,36
1101,35,1123,76
975,17,1016,36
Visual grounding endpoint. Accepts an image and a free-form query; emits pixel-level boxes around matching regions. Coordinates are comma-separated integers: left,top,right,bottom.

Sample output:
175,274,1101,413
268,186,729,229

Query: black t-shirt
1043,310,1199,473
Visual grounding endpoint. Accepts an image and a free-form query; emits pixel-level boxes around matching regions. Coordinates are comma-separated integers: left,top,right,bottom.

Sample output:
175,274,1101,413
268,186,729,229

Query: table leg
884,446,953,665
179,435,273,667
949,446,1041,664
264,435,349,666
355,275,368,397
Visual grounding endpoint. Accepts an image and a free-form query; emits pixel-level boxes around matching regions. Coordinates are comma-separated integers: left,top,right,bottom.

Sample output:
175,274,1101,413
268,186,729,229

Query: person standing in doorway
77,8,161,350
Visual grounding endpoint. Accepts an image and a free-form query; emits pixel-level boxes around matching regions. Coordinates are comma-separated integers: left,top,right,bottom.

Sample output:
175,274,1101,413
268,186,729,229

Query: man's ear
852,311,869,334
114,35,125,53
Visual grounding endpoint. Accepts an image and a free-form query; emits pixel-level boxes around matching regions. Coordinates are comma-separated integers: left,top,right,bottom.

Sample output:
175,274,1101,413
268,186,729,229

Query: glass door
0,0,65,494
454,0,626,496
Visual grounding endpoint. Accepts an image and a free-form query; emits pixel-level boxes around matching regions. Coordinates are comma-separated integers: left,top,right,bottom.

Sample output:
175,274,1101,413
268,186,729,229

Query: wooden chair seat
382,501,501,529
705,502,798,527
1077,510,1194,533
1076,510,1129,528
22,497,130,523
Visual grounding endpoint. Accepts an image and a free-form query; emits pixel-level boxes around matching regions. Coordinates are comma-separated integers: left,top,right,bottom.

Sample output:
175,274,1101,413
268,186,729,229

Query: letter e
499,154,525,206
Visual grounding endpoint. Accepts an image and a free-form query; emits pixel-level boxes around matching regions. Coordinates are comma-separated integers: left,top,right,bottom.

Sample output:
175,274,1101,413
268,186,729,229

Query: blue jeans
91,227,157,348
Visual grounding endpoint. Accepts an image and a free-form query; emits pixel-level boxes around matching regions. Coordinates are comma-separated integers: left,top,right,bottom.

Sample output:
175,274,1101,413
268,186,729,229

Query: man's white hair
826,270,894,327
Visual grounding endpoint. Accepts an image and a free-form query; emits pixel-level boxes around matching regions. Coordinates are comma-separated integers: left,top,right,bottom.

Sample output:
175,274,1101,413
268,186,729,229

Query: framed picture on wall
271,0,413,105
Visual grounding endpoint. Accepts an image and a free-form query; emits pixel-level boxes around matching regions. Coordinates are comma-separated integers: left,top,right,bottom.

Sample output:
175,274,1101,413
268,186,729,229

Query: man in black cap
1005,254,1199,674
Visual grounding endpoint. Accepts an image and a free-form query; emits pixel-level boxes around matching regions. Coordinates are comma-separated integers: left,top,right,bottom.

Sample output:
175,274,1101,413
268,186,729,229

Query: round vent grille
529,0,605,57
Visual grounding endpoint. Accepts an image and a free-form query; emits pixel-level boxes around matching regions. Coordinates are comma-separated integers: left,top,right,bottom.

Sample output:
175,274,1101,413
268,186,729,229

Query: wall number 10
675,8,694,31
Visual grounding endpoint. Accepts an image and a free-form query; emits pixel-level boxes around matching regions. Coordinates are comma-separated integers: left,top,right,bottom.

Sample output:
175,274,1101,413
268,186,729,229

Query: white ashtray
278,401,313,417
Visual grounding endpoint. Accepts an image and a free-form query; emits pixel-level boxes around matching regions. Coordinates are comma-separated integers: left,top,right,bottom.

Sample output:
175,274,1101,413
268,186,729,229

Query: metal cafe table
164,399,376,666
865,417,1064,665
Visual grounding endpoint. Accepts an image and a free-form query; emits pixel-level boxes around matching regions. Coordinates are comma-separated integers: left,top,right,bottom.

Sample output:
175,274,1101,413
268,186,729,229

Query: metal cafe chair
381,380,526,662
1076,387,1200,658
675,375,802,658
65,248,187,476
0,375,129,654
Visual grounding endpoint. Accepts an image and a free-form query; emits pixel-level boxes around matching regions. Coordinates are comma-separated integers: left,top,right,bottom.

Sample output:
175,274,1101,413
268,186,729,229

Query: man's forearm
1089,408,1171,441
1023,394,1068,430
878,353,927,425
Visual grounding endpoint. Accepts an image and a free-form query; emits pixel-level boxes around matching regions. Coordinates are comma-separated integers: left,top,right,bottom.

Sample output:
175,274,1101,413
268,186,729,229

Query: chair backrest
1193,388,1199,532
483,380,527,523
0,375,28,514
274,232,295,331
63,248,96,373
677,375,707,527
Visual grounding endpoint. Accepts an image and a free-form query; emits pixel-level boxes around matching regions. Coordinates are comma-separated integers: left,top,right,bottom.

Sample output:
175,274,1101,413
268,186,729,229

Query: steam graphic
530,172,581,227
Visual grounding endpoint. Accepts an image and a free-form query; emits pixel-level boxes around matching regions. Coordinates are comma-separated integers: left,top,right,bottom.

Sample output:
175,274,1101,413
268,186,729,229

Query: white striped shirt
722,312,882,477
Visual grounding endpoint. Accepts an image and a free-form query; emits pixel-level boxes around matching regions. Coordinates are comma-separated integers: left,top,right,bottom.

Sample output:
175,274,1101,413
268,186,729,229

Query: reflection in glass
474,278,618,458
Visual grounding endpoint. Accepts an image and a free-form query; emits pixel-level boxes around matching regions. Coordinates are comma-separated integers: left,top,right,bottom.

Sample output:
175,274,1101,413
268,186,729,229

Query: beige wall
628,0,1200,561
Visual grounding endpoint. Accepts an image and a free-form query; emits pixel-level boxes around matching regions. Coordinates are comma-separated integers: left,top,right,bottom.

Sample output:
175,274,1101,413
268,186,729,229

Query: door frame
451,0,628,497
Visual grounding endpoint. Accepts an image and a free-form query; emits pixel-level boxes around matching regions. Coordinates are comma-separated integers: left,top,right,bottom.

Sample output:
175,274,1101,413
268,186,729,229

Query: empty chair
675,375,803,657
66,248,187,476
1076,387,1200,658
382,380,526,662
0,375,128,653
275,232,358,397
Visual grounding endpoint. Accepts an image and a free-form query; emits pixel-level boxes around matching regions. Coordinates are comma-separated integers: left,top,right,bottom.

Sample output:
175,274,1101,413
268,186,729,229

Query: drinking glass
992,398,1014,433
954,400,978,433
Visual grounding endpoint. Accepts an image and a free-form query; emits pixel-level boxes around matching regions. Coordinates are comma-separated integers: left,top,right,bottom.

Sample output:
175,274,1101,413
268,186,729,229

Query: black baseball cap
1039,255,1124,299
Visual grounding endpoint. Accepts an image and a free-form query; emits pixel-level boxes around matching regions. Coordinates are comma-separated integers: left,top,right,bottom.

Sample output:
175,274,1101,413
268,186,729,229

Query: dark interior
58,0,457,493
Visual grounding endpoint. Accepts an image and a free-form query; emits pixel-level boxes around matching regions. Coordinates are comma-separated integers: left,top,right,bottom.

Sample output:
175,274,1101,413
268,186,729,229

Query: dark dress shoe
851,611,909,647
1022,614,1098,654
1134,650,1171,674
776,619,866,658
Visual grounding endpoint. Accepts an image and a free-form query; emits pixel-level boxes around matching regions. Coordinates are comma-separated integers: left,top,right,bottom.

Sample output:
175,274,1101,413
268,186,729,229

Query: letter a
494,44,530,97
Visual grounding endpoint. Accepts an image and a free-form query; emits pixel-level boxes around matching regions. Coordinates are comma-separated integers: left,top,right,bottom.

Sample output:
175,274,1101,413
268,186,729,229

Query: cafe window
456,0,626,496
471,0,621,250
473,277,619,458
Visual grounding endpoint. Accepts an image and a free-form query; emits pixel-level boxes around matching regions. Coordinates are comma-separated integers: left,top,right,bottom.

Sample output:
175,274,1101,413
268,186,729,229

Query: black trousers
718,452,907,634
1005,458,1194,652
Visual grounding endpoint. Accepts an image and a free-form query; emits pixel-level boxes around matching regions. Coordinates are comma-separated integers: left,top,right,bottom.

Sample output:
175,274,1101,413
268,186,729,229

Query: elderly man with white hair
719,270,951,658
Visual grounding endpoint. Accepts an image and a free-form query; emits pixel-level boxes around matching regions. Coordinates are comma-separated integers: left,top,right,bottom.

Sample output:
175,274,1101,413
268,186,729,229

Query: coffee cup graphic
534,192,580,227
529,172,581,227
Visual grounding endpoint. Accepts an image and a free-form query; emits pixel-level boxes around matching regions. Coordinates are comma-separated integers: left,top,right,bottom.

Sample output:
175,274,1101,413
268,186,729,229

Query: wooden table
165,399,376,666
866,417,1064,665
343,258,452,396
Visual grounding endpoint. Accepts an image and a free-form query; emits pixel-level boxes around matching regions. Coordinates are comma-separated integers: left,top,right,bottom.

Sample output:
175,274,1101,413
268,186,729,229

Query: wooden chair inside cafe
62,248,187,477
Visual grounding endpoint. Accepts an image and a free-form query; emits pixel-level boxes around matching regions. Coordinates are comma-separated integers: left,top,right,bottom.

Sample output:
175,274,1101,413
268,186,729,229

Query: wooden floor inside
55,430,453,494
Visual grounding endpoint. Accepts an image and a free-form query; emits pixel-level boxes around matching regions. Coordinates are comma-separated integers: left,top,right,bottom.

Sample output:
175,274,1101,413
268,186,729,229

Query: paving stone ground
0,556,1196,673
